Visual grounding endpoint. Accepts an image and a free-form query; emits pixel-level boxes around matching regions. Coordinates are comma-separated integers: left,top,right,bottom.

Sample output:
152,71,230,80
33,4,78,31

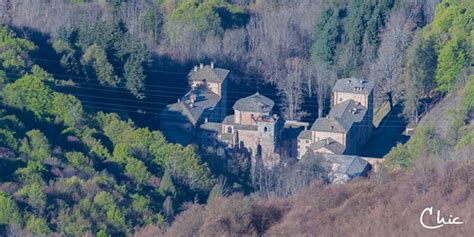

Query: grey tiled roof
233,92,274,113
311,99,367,133
344,156,370,177
199,122,222,133
222,115,258,131
223,115,235,124
333,78,374,94
297,130,312,140
301,152,370,178
329,100,366,122
310,116,347,133
188,66,229,83
308,138,345,155
161,87,221,125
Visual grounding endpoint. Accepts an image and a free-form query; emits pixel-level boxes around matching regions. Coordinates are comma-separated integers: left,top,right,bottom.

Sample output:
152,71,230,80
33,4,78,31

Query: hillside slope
160,157,473,237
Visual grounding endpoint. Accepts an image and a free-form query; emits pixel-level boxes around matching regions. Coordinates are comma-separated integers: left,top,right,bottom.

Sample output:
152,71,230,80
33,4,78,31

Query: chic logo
420,207,464,229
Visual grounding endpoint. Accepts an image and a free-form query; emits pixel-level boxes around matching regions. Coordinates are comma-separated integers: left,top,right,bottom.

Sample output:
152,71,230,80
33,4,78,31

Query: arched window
227,126,233,133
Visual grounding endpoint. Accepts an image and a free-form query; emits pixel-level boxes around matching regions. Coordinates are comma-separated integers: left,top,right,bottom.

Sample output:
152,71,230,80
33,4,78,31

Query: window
306,140,309,144
339,98,343,101
264,127,268,132
227,126,233,133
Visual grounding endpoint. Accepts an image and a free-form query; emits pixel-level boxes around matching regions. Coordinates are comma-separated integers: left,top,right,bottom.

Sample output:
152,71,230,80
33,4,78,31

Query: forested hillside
0,0,472,236
0,25,218,236
0,0,440,119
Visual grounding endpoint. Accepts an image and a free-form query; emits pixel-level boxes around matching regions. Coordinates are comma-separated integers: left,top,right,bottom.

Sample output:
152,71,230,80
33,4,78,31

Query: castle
161,64,374,171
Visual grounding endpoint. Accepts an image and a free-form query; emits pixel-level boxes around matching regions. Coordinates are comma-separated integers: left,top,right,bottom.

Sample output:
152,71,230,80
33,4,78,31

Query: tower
256,115,283,168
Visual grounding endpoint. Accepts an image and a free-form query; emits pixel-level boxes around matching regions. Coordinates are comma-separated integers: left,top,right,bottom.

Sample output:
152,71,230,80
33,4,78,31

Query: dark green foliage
435,35,468,92
125,157,152,187
124,55,146,99
82,44,119,86
52,93,84,128
402,0,472,121
54,21,149,98
384,125,442,169
402,34,438,122
17,182,47,213
26,214,50,235
0,128,19,150
0,24,218,235
19,130,51,162
0,25,36,73
159,170,177,197
65,152,95,175
2,68,54,118
0,192,23,225
312,0,395,74
311,7,340,64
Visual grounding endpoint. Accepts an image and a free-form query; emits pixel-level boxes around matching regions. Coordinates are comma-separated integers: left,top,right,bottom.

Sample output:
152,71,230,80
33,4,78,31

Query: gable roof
188,65,229,83
222,115,258,131
233,92,274,113
161,87,221,125
343,156,370,177
297,129,312,140
311,116,347,133
311,99,367,133
199,122,222,133
308,137,345,155
301,151,370,178
333,78,374,94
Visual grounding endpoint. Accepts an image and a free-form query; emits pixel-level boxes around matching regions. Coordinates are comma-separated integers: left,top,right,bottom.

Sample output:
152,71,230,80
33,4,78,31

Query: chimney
325,139,330,145
178,98,181,103
190,93,196,103
194,66,198,71
205,117,208,123
210,62,214,69
200,63,204,69
347,80,351,84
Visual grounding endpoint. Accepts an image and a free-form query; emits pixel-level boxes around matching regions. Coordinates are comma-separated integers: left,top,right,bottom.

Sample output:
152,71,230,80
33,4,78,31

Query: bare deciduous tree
314,61,337,118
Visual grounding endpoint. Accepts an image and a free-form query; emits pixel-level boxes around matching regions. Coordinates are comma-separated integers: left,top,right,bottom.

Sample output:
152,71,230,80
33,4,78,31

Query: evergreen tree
81,44,119,86
0,192,23,225
124,55,146,99
311,7,340,64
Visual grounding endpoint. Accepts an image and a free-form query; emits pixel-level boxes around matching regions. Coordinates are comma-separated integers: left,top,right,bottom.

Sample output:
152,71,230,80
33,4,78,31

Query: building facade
160,63,229,144
297,78,374,159
198,92,284,168
160,66,375,170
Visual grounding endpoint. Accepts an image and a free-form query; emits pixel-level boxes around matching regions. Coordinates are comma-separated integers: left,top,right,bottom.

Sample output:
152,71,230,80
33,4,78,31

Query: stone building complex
297,78,374,159
160,65,374,171
160,63,228,143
